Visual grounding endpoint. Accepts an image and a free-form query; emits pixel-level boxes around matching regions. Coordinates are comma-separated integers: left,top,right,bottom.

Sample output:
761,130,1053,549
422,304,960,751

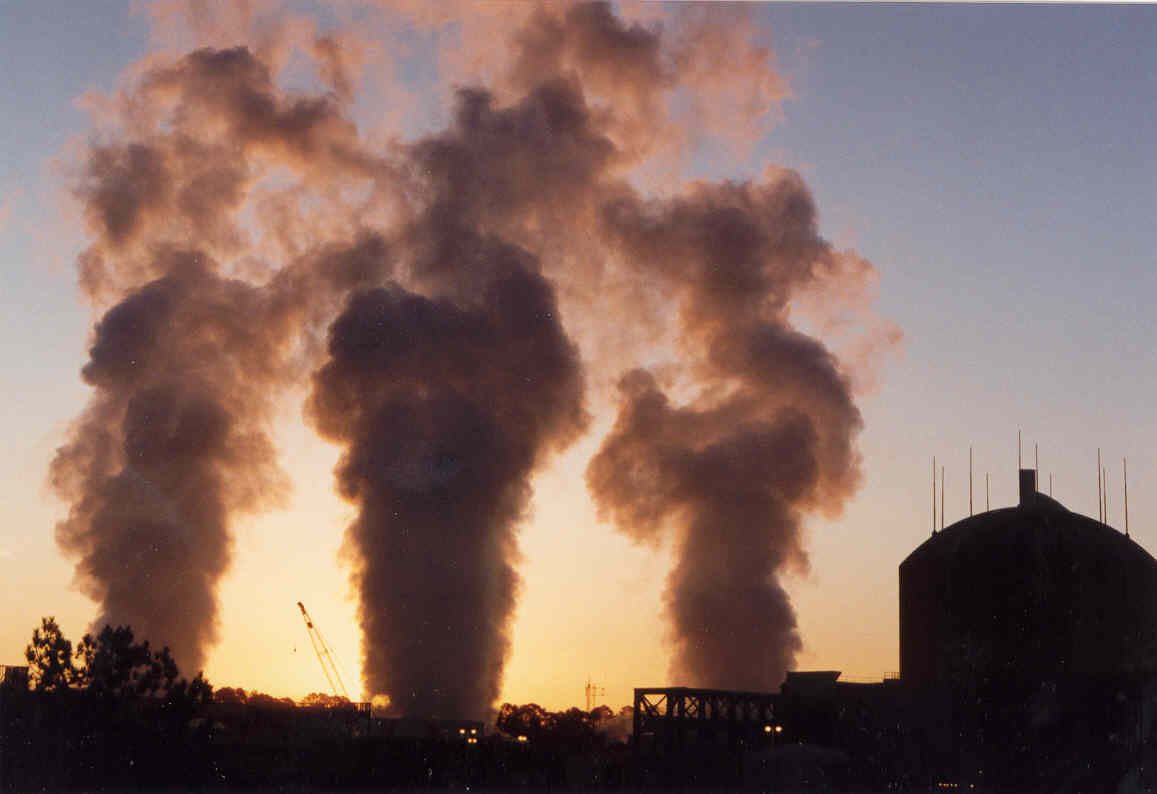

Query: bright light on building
517,735,528,743
763,725,772,734
775,725,783,733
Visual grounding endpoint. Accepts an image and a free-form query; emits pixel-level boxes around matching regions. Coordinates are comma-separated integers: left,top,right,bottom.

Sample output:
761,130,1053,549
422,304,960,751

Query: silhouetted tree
75,625,163,696
25,618,211,705
300,691,351,708
496,703,606,748
553,707,602,745
497,702,555,741
71,624,212,706
246,691,296,708
213,686,248,704
19,618,215,789
591,705,634,744
163,670,213,710
24,617,76,690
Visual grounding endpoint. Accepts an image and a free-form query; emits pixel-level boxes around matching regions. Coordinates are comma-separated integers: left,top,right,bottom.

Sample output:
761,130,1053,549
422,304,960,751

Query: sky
2,1,1157,714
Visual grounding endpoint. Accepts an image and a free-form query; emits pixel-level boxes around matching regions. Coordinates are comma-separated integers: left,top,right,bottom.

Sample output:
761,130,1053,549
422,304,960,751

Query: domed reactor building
901,469,1157,687
894,469,1157,788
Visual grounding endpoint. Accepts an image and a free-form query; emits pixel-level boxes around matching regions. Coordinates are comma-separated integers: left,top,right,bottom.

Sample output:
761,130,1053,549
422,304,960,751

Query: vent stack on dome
1019,468,1037,506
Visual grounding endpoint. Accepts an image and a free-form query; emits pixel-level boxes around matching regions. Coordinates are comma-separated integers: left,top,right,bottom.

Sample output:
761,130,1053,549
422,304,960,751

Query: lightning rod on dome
1105,467,1110,527
969,446,973,517
1124,458,1130,538
1098,448,1103,523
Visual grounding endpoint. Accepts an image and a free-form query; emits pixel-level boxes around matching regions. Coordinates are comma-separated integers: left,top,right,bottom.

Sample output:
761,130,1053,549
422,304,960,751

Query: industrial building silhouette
902,468,1157,686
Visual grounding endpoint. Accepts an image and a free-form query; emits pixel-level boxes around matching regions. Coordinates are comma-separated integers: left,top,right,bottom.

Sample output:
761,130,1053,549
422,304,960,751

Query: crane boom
297,601,350,701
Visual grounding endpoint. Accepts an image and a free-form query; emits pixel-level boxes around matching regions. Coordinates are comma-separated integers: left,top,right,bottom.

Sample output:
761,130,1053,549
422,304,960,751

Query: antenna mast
986,472,990,511
297,601,350,701
969,446,973,516
932,457,937,535
1104,468,1110,527
1124,458,1130,537
1098,448,1103,522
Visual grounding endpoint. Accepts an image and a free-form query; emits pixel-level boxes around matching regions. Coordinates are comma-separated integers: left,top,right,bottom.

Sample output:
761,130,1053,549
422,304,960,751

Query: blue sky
3,2,1156,706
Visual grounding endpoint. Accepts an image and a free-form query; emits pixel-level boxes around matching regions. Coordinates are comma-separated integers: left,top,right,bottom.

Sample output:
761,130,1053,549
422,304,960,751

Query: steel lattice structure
633,687,777,753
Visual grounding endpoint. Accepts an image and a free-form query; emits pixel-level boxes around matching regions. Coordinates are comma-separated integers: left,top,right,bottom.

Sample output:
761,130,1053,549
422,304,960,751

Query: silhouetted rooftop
902,489,1156,572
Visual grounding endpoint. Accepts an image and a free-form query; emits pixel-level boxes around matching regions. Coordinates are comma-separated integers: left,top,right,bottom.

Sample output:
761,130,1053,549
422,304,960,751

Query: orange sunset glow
6,1,1155,734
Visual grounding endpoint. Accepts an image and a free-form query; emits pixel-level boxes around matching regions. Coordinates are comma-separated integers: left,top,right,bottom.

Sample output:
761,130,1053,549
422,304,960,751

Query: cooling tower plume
52,236,388,675
374,0,878,695
307,237,585,718
301,25,619,716
50,254,288,672
588,175,867,691
53,39,389,672
52,0,893,706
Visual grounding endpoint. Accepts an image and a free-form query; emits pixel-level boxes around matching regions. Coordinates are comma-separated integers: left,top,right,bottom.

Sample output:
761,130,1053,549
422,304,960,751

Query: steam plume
50,254,288,672
308,239,585,717
53,42,386,672
588,176,866,690
52,0,894,703
307,78,594,716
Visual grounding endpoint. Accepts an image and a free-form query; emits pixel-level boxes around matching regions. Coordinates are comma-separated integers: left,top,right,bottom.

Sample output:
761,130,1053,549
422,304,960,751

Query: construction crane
297,601,350,701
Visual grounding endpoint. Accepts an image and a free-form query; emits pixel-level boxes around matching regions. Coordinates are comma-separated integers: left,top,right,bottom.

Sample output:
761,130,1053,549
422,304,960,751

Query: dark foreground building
894,469,1157,789
901,469,1157,686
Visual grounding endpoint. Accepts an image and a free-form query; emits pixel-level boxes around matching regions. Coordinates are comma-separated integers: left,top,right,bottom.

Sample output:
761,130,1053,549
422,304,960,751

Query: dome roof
902,491,1155,572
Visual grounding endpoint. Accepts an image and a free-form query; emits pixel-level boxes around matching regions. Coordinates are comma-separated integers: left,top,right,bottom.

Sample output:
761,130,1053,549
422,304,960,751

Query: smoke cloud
52,0,894,704
53,40,387,673
307,240,585,717
587,175,866,690
51,254,287,672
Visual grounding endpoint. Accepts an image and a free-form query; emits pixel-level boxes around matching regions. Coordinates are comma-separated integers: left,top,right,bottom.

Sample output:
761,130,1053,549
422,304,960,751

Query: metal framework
585,677,606,711
297,601,350,701
633,687,777,753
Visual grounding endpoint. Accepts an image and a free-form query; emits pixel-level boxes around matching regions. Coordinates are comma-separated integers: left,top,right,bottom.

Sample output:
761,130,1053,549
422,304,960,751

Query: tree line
22,616,353,710
23,616,211,704
7,617,636,788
